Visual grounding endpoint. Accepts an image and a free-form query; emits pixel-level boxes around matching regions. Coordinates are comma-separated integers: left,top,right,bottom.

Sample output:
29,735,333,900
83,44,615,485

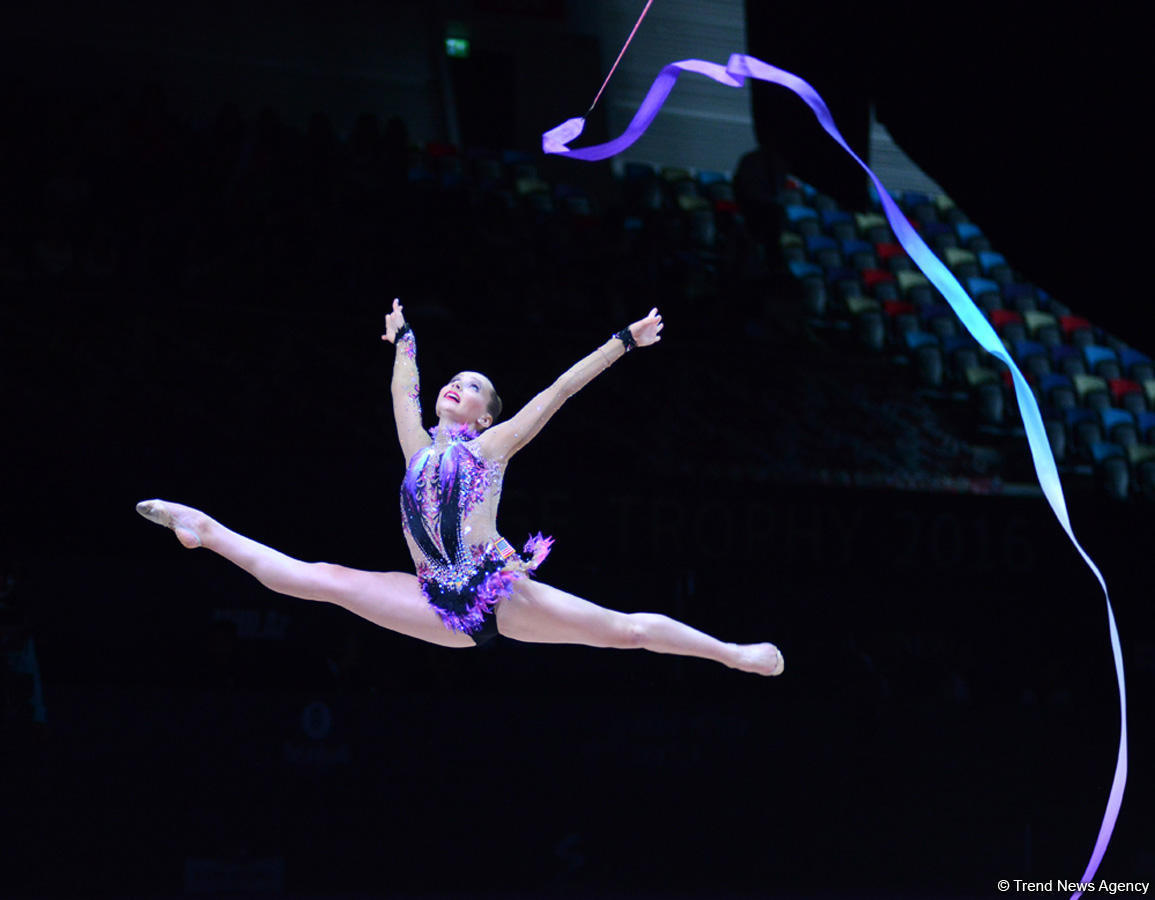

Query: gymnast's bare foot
730,642,785,676
136,499,211,549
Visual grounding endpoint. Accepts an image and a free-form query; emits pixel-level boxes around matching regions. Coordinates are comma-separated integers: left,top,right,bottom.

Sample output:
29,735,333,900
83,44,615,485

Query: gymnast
137,299,784,676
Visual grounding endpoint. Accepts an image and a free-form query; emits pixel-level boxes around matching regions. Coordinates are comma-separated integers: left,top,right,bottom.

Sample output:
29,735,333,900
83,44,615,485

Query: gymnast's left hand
629,307,663,347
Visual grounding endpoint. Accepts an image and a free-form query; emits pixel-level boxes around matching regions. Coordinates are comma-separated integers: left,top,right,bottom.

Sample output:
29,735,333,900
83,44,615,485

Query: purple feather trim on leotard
419,535,554,635
523,532,554,568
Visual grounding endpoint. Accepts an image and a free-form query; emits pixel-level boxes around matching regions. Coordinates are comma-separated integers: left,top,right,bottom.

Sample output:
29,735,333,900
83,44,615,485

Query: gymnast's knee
621,613,654,649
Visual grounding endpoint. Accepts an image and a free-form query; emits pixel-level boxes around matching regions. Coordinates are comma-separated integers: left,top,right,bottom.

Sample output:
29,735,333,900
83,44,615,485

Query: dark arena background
2,2,1152,898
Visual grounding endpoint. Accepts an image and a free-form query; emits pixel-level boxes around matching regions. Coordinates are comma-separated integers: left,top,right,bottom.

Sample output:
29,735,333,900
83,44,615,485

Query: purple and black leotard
400,423,552,645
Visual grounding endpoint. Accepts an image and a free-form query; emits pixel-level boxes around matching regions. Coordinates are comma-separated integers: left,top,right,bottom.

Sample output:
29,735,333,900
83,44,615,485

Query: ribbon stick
544,53,1127,899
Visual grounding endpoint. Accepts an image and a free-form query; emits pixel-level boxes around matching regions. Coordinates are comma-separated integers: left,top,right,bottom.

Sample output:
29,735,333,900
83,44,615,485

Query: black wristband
394,322,412,342
614,327,636,352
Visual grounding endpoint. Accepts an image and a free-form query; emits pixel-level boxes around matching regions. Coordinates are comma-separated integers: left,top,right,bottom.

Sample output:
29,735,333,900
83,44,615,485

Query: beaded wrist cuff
614,327,637,351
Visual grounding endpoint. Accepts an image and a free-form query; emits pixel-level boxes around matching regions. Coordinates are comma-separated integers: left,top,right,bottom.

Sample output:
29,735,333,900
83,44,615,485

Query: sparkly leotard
390,322,625,644
400,423,551,644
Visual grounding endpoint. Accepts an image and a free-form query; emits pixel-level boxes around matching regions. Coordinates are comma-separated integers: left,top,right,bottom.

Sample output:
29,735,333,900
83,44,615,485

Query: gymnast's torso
399,424,506,576
399,424,551,636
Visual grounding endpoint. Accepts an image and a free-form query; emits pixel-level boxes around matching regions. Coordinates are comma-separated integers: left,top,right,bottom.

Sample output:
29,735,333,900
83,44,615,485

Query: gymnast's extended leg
135,500,474,648
495,579,783,676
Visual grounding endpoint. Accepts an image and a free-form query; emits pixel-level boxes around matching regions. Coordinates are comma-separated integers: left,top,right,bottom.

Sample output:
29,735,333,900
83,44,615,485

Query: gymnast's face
436,371,495,431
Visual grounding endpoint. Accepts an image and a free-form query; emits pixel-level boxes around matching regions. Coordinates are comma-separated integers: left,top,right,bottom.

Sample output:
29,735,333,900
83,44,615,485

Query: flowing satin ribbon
544,53,1127,898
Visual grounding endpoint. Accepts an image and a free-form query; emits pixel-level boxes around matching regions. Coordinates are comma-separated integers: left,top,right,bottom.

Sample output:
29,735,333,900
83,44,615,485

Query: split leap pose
137,301,784,676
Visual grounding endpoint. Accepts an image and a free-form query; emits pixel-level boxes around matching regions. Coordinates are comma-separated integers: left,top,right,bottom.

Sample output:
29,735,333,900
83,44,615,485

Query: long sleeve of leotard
479,336,627,461
391,328,431,462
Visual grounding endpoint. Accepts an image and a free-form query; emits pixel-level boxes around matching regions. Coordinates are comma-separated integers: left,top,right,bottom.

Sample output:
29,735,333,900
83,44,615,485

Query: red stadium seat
862,269,896,288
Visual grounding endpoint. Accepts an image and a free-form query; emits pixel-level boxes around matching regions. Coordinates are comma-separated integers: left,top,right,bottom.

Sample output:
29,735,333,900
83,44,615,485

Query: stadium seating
767,170,1154,498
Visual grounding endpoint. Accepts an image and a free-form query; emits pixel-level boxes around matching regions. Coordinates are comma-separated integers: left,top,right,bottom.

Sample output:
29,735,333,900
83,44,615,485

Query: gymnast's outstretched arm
381,298,432,462
477,307,663,461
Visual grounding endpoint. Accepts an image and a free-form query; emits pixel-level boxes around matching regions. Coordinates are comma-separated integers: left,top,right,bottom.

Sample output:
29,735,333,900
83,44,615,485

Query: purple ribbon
545,53,1127,899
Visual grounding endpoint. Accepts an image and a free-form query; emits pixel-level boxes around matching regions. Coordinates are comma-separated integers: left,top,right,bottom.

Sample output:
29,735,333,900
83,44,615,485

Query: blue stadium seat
1012,339,1051,378
904,330,940,351
822,210,855,241
965,277,1002,313
956,223,983,243
1065,408,1103,455
979,251,1012,284
840,238,875,266
1001,282,1038,312
1089,441,1125,463
1052,345,1086,377
823,265,857,283
1065,408,1096,428
966,276,999,297
923,304,960,340
978,250,1006,272
1084,345,1121,379
1100,409,1138,448
1119,348,1154,381
943,335,981,380
827,268,864,302
789,260,823,279
1041,373,1076,411
1092,443,1130,498
1012,338,1045,359
1137,411,1155,443
901,191,931,208
786,204,821,237
822,209,852,229
805,235,838,253
921,222,953,243
806,234,841,267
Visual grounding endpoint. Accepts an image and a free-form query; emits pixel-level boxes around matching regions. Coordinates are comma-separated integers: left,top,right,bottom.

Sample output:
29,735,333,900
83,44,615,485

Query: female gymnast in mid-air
137,300,784,676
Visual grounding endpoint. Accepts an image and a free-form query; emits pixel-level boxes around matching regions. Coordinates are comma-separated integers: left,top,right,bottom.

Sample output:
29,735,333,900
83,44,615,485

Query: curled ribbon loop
545,52,1127,900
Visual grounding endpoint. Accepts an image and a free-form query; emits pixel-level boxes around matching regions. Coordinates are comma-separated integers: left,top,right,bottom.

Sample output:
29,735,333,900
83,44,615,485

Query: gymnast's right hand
382,297,407,343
